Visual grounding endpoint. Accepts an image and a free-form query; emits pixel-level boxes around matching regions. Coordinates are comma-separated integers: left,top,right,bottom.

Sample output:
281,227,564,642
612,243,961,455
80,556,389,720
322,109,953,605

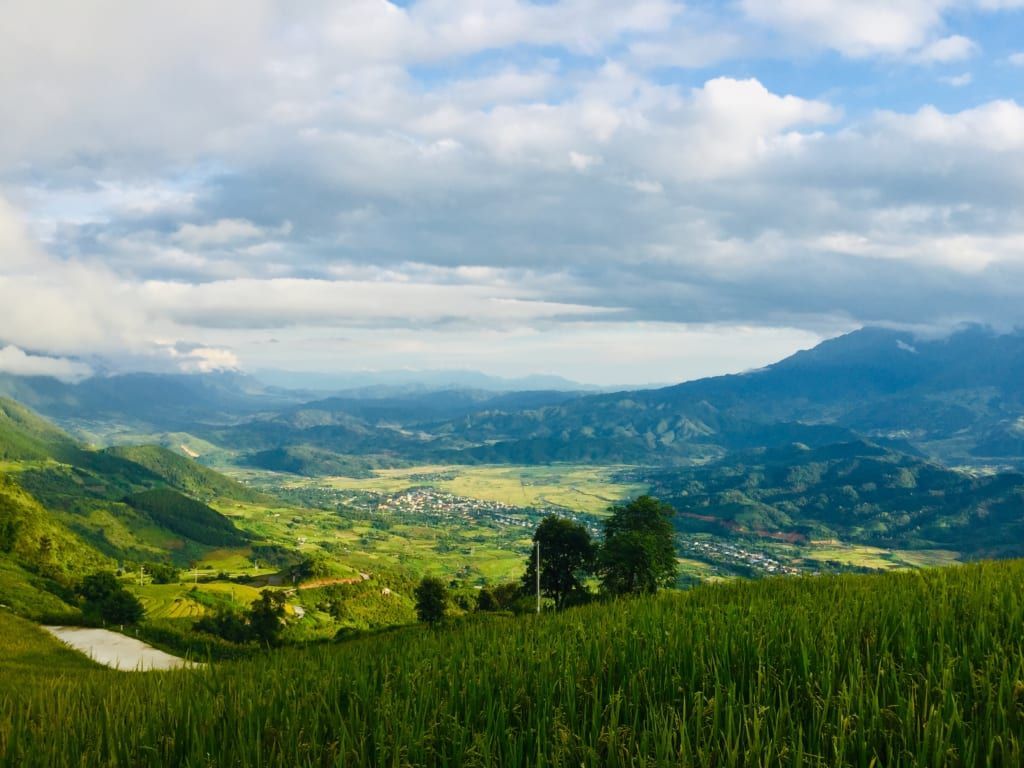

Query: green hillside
0,397,294,621
0,475,110,579
645,440,1024,559
0,397,78,461
105,445,266,502
3,561,1024,766
125,489,248,548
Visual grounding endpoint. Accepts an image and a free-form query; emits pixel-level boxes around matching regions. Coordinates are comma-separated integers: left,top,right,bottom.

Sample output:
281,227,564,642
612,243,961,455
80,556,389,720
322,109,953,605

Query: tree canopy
77,571,145,625
598,496,677,596
414,576,448,624
521,515,595,610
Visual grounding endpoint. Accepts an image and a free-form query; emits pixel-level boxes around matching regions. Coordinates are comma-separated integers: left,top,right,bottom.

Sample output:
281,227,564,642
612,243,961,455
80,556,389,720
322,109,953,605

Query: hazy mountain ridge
3,326,1024,470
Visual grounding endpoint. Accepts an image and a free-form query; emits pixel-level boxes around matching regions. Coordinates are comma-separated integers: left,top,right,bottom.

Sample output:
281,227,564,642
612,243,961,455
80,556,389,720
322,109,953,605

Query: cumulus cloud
940,73,974,87
2,1,1024,384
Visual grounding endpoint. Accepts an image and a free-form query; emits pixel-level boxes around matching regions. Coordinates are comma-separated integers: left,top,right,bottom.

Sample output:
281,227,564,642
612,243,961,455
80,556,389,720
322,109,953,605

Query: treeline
414,496,678,623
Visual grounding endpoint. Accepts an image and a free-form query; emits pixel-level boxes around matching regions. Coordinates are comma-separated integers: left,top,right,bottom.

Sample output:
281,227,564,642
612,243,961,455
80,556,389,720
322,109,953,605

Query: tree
521,515,595,610
0,519,17,553
598,496,677,596
146,562,181,584
78,571,121,603
414,576,448,624
195,609,252,644
248,590,287,645
98,589,145,624
77,571,145,625
475,587,497,612
292,554,331,581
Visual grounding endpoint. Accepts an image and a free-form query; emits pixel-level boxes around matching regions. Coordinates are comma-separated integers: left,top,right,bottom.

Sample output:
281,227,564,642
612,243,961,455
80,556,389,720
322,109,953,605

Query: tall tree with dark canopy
247,590,286,646
76,571,145,625
598,496,677,595
522,515,595,610
414,576,448,624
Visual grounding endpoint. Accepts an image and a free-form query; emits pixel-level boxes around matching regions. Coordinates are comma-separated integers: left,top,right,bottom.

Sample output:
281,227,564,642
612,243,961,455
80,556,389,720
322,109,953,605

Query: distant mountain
0,371,305,435
4,326,1024,470
252,368,604,393
415,326,1024,467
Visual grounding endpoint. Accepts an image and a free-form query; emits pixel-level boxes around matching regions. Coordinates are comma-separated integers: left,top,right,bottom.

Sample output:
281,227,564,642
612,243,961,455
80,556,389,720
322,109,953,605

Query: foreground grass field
3,560,1024,766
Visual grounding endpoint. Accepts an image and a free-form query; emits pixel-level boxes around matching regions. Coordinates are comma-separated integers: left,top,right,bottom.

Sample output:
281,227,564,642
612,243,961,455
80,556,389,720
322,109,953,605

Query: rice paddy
3,560,1024,767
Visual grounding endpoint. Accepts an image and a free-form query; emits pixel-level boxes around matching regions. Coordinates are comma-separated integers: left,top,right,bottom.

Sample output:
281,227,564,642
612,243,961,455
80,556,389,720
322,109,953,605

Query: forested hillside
645,440,1024,558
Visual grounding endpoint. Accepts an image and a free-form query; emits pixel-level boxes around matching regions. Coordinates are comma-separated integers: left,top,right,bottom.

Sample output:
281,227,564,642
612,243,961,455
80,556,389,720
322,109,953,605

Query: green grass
0,611,103,693
3,561,1024,766
0,558,79,620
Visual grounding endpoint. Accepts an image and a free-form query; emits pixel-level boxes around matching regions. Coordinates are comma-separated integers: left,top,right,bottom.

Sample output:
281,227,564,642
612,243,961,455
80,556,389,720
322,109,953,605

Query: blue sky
0,1,1023,385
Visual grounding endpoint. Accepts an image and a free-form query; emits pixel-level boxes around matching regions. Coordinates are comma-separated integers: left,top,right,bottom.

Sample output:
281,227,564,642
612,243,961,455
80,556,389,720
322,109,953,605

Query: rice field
801,543,962,571
130,582,265,620
3,560,1024,766
318,464,648,515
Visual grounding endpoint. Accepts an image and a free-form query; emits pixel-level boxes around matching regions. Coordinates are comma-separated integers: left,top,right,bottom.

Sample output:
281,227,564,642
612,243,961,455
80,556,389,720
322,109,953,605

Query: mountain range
2,325,1024,473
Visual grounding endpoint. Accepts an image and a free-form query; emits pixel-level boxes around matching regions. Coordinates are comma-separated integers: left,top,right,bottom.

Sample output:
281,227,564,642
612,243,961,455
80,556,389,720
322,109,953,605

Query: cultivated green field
286,463,649,515
3,561,1024,766
211,464,649,586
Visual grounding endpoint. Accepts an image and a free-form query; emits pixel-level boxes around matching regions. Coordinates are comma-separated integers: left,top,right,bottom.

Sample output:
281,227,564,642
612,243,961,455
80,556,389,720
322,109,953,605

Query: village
374,487,603,538
680,538,803,577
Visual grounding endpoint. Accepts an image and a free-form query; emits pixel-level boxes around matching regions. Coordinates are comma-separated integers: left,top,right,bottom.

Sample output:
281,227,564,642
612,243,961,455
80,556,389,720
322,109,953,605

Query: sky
1,1,1023,386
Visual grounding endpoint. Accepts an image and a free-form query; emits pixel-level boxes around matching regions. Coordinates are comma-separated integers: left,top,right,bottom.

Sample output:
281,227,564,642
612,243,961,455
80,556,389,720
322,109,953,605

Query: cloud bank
1,1,1023,385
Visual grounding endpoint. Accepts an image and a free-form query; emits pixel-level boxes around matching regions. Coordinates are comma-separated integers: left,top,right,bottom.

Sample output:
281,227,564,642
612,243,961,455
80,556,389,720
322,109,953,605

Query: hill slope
103,444,265,502
0,397,79,461
4,561,1024,766
416,326,1024,466
644,440,1024,558
0,398,256,568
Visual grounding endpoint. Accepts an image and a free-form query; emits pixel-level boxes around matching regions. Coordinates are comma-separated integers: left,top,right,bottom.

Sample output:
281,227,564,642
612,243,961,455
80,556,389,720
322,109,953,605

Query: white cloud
165,345,240,373
876,101,1024,151
0,346,92,382
913,35,978,63
1009,52,1024,66
741,0,949,58
939,73,973,87
2,2,1024,382
138,277,614,330
569,151,601,171
174,219,291,247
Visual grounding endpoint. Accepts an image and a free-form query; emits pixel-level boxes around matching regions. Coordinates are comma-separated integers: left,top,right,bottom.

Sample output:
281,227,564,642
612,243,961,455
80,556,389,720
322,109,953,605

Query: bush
194,609,252,644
